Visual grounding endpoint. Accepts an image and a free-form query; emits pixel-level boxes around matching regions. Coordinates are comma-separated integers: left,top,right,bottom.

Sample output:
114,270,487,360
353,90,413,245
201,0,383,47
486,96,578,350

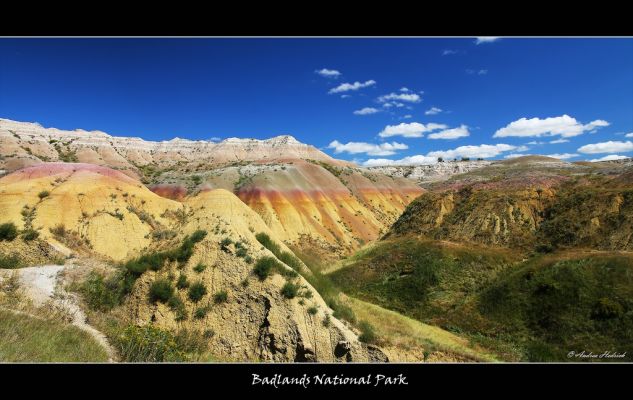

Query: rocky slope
0,118,347,179
388,156,633,251
366,160,492,185
0,162,386,362
0,118,423,259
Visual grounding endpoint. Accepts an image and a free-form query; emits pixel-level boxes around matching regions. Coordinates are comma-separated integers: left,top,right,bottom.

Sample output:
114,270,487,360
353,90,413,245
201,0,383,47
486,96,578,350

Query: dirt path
9,265,117,362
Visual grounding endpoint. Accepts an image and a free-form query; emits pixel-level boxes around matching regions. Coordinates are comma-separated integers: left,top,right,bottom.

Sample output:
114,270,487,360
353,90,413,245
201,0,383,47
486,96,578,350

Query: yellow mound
0,163,183,261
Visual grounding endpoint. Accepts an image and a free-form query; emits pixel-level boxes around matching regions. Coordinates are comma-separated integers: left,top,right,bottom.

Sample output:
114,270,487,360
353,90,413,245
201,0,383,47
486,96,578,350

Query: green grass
0,253,23,269
331,235,633,362
0,309,108,362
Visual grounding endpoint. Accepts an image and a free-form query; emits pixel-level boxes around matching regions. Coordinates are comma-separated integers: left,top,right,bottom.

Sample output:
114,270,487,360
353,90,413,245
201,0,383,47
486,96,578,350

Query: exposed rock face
198,160,423,257
388,156,633,252
0,163,386,362
365,161,492,184
0,163,184,261
0,118,347,177
0,118,423,257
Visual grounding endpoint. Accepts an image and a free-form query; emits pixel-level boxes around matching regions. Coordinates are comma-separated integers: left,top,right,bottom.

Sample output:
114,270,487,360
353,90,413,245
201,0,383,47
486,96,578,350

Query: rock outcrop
0,163,387,362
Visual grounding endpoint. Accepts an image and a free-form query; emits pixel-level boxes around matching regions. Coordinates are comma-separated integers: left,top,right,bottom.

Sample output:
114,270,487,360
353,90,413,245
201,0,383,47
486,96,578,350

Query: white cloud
340,94,351,99
364,143,517,166
515,145,530,152
402,114,412,119
589,154,630,162
494,115,610,138
527,141,545,145
377,92,422,103
442,49,458,55
315,68,341,78
504,153,530,159
475,37,501,44
424,107,443,115
546,153,578,160
578,140,633,154
625,132,633,138
328,80,376,94
379,122,447,138
363,155,438,167
428,125,470,140
549,139,569,144
466,69,488,75
353,107,380,115
428,143,517,160
328,140,408,156
399,87,410,92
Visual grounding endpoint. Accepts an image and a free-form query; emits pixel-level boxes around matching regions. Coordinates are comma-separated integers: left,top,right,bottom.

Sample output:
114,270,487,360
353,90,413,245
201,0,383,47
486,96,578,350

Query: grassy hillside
330,236,633,361
0,309,109,362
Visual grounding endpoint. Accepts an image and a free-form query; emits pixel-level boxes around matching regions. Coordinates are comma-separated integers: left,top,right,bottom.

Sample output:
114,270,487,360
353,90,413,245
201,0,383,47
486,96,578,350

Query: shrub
322,314,331,327
194,307,208,319
255,232,281,256
0,253,22,269
280,282,299,299
307,306,318,315
193,263,206,273
0,223,18,241
220,237,232,247
236,247,248,258
244,255,254,264
213,290,228,304
37,190,50,199
21,229,39,241
591,298,624,320
149,279,174,303
253,256,280,280
188,282,207,303
115,325,184,362
50,224,67,238
167,295,187,321
81,272,123,311
279,252,302,270
358,321,378,344
176,274,189,289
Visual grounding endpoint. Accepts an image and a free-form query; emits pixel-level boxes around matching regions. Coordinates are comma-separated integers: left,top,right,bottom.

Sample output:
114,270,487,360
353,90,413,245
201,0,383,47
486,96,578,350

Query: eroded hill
0,163,387,362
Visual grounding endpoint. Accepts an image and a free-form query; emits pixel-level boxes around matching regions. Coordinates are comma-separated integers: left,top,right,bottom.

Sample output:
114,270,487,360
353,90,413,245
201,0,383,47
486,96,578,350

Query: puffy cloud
353,107,380,115
328,80,376,94
428,143,517,160
546,153,578,160
427,125,470,140
328,140,408,156
624,132,633,138
589,154,630,162
577,140,633,154
466,69,488,75
378,122,447,138
494,115,610,138
424,107,443,115
340,94,351,99
549,139,569,144
402,114,413,119
363,155,438,167
363,142,520,166
504,153,531,159
475,37,501,44
399,87,410,92
315,68,341,78
377,92,422,103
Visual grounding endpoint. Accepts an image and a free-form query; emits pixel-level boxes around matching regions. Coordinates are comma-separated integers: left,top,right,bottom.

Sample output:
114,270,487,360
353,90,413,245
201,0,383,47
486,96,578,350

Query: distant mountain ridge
0,118,348,177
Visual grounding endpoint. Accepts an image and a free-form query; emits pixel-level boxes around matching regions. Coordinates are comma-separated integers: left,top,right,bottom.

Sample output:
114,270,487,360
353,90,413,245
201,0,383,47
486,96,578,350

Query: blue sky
1,38,632,165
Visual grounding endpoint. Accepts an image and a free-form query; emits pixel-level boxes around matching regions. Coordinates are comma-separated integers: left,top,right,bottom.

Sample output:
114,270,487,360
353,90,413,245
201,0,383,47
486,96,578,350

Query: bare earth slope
0,163,385,362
